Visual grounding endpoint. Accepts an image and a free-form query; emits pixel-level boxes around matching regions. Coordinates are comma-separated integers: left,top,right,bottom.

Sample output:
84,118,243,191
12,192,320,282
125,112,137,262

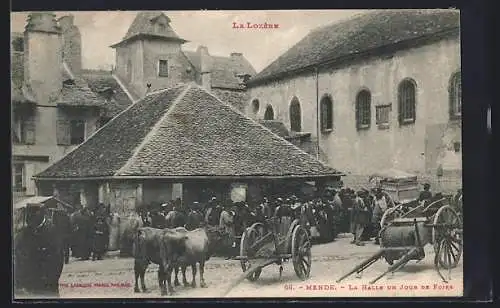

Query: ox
133,227,188,295
167,226,230,291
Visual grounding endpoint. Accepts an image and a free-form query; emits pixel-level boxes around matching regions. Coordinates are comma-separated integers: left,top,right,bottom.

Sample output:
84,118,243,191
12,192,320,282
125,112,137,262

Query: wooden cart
222,216,312,296
337,197,463,284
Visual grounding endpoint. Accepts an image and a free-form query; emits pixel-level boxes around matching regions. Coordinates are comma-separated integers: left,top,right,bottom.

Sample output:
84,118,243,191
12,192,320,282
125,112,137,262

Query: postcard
11,9,463,299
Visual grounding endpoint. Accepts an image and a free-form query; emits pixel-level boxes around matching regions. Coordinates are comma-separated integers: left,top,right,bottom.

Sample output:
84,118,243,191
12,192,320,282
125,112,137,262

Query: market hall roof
247,9,460,86
35,83,343,180
110,12,188,48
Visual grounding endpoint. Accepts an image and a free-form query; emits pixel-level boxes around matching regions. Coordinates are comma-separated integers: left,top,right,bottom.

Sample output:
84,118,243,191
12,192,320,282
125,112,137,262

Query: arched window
355,90,371,130
449,72,461,119
289,97,302,132
398,79,417,125
320,95,333,132
251,99,260,114
264,105,274,120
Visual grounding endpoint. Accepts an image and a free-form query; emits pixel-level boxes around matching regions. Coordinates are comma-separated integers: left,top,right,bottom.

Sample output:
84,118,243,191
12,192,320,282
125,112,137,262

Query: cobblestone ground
20,234,463,299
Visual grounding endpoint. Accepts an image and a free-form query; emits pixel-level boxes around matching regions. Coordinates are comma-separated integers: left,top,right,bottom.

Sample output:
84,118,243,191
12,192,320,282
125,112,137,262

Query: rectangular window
376,104,391,128
13,163,24,192
12,37,24,52
158,60,169,77
70,119,85,145
12,115,36,145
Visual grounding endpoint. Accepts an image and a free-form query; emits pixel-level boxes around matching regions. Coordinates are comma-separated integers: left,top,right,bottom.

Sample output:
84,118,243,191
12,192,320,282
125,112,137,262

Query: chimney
24,12,63,104
57,14,74,29
58,14,82,75
197,46,212,90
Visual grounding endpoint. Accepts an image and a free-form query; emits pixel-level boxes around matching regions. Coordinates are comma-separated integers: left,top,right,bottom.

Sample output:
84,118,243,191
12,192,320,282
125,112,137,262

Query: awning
13,195,74,211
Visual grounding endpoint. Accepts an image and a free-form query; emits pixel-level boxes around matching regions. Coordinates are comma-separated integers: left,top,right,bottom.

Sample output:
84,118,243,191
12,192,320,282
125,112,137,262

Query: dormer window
156,22,166,33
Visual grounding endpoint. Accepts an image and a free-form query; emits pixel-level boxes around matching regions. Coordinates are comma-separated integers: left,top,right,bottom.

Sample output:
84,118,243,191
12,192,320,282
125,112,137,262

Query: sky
10,10,365,73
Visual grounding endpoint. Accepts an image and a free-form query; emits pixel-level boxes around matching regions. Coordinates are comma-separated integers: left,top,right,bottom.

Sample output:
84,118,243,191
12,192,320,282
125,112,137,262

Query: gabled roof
82,69,134,117
110,12,187,48
248,9,460,86
183,51,257,90
35,83,342,179
55,77,105,108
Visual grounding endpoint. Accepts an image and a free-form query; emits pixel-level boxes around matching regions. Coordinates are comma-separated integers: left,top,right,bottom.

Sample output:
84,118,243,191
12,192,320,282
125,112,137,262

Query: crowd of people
69,203,111,261
67,182,440,261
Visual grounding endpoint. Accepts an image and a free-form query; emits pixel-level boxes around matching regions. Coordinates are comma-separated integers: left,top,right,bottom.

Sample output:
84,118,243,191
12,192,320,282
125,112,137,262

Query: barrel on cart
337,197,463,284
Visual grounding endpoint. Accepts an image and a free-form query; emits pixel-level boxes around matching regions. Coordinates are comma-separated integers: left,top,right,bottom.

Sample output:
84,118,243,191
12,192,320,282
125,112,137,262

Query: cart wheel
379,205,403,229
240,227,262,281
432,205,463,269
292,225,311,280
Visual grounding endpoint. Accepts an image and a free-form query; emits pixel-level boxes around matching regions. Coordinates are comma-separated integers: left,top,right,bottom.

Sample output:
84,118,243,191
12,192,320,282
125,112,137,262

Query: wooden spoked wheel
432,205,463,269
239,224,264,281
379,205,403,229
291,225,312,280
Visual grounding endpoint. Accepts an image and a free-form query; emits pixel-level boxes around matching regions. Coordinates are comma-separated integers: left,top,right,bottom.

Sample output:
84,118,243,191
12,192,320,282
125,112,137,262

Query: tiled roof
184,51,256,90
10,44,102,107
35,83,342,179
111,12,187,47
258,120,290,138
248,9,460,86
55,77,105,108
82,69,134,117
36,85,186,178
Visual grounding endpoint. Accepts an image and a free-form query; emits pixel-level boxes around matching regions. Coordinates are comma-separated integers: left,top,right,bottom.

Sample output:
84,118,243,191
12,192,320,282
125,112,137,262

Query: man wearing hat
371,188,388,244
185,201,204,230
350,191,369,246
418,183,432,203
205,196,222,227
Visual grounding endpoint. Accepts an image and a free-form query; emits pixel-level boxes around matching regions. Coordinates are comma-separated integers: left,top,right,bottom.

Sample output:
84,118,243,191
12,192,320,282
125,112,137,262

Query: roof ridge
114,83,191,176
196,85,336,171
36,83,146,176
112,74,138,103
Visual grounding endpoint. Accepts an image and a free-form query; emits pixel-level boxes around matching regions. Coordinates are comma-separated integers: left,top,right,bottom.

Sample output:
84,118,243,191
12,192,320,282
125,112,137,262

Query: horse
14,204,66,297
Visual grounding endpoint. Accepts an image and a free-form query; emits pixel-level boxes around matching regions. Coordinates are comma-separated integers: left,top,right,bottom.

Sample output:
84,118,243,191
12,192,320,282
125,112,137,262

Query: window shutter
24,117,36,145
25,163,36,195
57,119,71,145
12,120,20,143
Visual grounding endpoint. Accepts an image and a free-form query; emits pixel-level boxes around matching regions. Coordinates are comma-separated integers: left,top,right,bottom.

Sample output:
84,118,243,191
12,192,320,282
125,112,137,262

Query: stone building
245,10,462,178
34,84,343,213
11,13,107,202
108,11,256,111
